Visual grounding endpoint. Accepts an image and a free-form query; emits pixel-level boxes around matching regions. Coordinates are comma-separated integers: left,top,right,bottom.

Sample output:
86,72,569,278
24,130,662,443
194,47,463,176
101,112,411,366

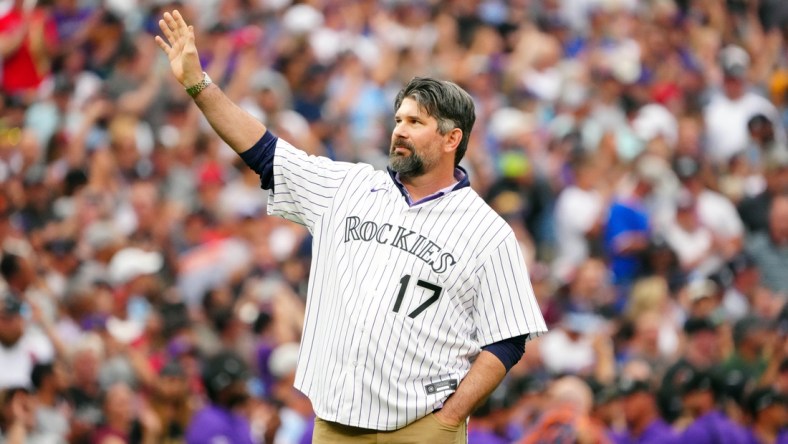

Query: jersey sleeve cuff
482,334,527,372
239,130,278,190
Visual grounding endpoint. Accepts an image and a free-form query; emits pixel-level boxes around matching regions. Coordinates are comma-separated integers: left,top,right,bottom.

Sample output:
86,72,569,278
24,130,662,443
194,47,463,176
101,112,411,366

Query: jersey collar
386,166,471,207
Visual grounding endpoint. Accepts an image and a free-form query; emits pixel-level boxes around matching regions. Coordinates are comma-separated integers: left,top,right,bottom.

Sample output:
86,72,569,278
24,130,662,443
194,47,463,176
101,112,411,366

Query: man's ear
444,128,463,154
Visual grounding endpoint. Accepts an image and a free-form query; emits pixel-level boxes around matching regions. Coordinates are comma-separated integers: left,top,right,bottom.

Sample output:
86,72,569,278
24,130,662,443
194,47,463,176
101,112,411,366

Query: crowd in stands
1,0,787,442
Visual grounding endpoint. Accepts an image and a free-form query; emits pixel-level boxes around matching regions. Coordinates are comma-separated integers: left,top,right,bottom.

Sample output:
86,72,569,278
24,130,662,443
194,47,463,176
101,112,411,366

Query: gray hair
394,77,476,166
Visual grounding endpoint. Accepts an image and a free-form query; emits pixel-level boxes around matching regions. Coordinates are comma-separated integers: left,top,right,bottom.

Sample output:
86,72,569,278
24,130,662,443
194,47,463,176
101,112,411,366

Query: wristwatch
185,72,212,98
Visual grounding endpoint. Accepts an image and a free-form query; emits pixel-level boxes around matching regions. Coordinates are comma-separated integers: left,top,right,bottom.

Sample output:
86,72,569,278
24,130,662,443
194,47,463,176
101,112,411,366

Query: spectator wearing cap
658,317,722,423
704,45,786,165
611,378,676,444
185,351,254,444
0,296,54,390
672,154,745,261
677,370,750,444
723,253,763,322
721,316,773,384
747,194,788,294
744,387,788,444
738,148,788,235
105,247,164,346
684,278,723,321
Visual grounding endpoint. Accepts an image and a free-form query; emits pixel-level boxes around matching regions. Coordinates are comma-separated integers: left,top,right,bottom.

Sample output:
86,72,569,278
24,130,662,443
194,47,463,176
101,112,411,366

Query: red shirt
0,8,57,94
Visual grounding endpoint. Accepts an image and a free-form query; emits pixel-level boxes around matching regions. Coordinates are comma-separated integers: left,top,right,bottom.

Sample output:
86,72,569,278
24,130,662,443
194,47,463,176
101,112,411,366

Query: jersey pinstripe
267,138,548,431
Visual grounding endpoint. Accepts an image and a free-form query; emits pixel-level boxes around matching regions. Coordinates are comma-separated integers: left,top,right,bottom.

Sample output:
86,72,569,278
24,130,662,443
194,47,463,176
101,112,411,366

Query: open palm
154,10,203,88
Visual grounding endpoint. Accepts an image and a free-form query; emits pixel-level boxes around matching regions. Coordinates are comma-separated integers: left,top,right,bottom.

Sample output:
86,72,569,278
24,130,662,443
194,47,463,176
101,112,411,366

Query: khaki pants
312,413,467,443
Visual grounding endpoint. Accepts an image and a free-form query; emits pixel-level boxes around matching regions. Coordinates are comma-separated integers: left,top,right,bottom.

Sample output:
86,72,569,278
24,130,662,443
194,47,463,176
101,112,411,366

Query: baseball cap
680,369,719,396
108,247,163,286
720,45,750,79
202,351,250,398
733,315,771,345
728,252,757,275
686,279,718,303
683,316,718,335
617,378,652,397
746,387,788,416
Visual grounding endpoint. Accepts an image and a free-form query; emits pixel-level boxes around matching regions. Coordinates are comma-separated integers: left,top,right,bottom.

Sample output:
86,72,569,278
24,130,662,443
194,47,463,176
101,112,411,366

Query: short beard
389,138,425,179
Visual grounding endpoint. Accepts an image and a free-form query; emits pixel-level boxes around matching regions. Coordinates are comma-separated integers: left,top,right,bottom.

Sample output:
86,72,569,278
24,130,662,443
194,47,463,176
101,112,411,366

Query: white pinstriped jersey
268,138,547,431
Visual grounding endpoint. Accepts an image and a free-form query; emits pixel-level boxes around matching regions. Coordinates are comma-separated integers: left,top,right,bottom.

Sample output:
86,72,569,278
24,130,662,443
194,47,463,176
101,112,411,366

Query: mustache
390,138,415,153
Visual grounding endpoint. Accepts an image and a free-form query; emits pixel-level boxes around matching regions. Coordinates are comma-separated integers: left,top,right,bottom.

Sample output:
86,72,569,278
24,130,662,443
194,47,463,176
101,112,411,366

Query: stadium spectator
676,369,750,444
748,194,788,294
612,378,676,444
744,386,788,444
0,296,54,390
185,350,254,444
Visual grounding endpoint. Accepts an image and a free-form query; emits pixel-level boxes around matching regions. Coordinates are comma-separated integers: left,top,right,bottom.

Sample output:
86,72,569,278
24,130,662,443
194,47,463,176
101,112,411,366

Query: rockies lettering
343,216,457,273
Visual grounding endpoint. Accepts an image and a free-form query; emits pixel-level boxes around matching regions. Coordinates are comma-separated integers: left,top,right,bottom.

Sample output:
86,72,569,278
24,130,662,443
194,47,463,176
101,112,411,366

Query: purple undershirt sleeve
481,334,527,372
238,131,278,190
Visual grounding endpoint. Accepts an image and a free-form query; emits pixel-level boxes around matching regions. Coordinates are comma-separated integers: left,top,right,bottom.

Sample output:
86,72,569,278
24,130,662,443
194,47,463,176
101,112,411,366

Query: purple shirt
637,419,676,444
678,410,750,444
610,419,676,444
185,405,254,444
391,168,469,206
467,428,509,444
744,428,788,444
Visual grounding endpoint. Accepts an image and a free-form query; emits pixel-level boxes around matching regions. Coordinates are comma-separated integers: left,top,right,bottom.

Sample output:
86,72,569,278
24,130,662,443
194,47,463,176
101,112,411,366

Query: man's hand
433,409,464,428
154,10,204,88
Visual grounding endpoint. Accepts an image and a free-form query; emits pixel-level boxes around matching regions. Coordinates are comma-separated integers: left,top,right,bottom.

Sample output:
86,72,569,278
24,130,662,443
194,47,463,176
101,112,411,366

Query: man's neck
400,169,458,203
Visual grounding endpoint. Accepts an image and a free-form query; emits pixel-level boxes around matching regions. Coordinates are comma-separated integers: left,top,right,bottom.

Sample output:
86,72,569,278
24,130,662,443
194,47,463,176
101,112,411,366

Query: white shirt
0,327,54,389
553,186,604,282
704,91,785,163
267,138,547,430
539,329,595,375
663,222,721,277
697,189,744,240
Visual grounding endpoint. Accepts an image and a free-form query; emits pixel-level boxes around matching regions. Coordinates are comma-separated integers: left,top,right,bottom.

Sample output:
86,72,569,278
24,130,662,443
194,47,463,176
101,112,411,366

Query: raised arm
154,10,266,154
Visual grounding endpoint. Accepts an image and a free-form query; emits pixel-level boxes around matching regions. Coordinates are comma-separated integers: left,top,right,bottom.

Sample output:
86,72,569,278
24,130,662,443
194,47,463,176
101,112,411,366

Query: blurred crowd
1,0,788,442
